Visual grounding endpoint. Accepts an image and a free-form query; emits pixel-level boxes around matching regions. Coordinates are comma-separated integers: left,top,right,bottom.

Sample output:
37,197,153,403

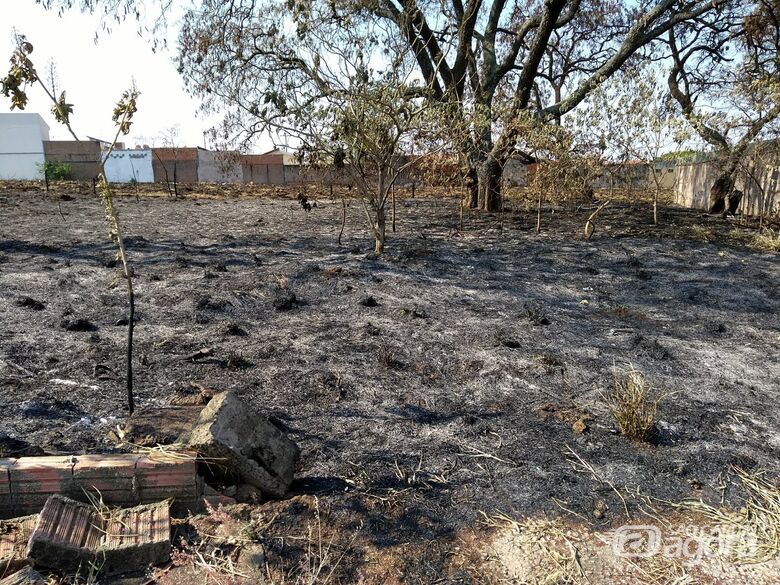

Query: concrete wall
151,148,199,184
242,154,301,185
104,148,154,183
675,161,780,215
0,113,50,180
504,159,528,187
197,150,242,183
43,141,101,180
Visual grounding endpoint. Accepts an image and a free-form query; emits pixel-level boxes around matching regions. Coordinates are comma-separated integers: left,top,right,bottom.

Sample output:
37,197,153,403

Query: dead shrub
377,345,395,369
604,365,661,441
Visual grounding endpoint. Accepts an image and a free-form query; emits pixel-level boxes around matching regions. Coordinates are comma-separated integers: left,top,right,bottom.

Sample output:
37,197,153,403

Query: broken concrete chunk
27,495,170,576
123,406,205,446
98,500,171,575
182,391,299,498
0,566,45,585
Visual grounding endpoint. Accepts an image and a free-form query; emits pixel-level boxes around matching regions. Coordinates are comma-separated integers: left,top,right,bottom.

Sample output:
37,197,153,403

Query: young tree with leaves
2,35,141,414
1,32,79,141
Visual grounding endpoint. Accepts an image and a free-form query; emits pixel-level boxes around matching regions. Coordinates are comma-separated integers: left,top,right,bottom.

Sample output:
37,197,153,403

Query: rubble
123,405,205,446
27,495,170,575
0,515,37,575
0,567,45,585
181,391,299,498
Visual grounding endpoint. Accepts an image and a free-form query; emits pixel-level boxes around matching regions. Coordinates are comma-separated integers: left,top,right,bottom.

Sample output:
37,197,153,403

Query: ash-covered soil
0,187,778,582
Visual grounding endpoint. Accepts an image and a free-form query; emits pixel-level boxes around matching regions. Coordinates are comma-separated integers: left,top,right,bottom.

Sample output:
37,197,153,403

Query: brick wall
43,141,101,180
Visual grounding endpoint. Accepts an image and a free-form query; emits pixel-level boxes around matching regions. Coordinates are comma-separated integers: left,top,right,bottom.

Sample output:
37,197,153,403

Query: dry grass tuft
750,228,780,252
677,466,780,563
687,224,714,242
604,365,661,442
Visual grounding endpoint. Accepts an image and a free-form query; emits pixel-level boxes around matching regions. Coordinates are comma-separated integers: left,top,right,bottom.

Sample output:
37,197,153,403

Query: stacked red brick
0,453,201,519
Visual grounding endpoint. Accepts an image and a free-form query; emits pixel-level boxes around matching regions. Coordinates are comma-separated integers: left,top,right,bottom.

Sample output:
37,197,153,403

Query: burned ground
0,187,778,582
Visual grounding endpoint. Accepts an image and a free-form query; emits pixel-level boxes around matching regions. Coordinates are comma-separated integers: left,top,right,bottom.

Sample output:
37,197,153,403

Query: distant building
0,113,50,180
104,148,154,183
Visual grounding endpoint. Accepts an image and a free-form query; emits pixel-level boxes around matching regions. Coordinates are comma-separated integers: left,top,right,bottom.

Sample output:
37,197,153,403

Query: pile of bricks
0,452,202,519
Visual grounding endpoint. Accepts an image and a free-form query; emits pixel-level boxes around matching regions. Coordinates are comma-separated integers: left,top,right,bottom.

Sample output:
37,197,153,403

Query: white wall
0,113,50,179
104,149,154,183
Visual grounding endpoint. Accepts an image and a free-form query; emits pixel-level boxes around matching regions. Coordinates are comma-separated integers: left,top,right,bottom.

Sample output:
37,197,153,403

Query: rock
237,543,267,583
201,485,237,508
27,495,170,576
181,348,214,362
60,317,96,332
235,483,263,504
572,417,589,434
273,289,297,311
123,406,205,447
0,567,45,585
181,392,299,498
223,322,247,336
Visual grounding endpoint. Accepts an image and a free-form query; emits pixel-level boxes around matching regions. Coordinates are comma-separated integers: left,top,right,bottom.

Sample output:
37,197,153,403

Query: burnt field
1,186,779,583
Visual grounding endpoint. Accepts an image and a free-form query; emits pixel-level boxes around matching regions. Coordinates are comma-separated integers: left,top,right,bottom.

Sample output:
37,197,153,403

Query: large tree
172,0,732,210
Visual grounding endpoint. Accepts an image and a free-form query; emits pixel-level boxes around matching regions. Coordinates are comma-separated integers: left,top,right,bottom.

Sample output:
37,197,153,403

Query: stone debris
27,495,170,576
123,405,206,446
181,391,299,498
0,566,45,585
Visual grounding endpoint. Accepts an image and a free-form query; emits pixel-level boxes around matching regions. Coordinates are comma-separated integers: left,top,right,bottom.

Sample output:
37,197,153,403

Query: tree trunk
477,157,502,211
374,206,386,255
709,174,733,214
465,166,479,208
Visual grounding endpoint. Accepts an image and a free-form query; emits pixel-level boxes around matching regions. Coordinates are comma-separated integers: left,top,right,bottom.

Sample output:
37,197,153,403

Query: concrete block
8,457,75,511
97,500,170,575
27,495,170,576
0,460,13,517
124,406,205,446
26,495,102,573
0,567,45,585
182,392,299,498
1,454,202,519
